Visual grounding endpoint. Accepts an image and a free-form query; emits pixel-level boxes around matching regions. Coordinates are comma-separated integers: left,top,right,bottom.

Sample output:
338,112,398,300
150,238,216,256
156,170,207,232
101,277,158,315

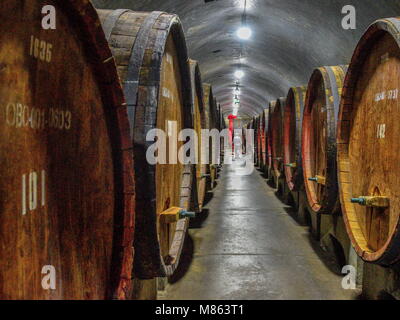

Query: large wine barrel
254,115,260,166
301,65,347,214
271,98,286,181
0,1,135,299
257,115,264,167
242,123,248,155
267,100,277,176
247,119,255,161
189,60,207,211
213,98,219,129
283,86,307,191
251,117,256,164
337,18,400,265
203,83,218,188
260,108,269,170
98,9,194,278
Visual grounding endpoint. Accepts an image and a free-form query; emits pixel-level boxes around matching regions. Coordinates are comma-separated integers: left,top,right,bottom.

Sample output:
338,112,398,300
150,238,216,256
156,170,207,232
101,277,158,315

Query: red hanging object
228,114,237,151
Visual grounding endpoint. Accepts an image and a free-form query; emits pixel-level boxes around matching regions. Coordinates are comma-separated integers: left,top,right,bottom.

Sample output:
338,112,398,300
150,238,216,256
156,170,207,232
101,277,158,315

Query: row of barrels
0,1,222,299
249,17,400,267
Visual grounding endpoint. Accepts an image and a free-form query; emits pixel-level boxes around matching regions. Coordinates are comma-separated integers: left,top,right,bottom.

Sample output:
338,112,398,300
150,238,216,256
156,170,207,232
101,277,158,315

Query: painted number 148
22,170,46,215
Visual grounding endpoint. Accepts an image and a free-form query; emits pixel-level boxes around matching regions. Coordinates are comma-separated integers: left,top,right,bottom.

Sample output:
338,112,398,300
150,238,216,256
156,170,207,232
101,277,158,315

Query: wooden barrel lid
271,98,286,178
301,65,347,214
283,86,307,191
98,9,194,278
189,60,207,211
338,18,400,265
0,1,135,299
202,83,218,188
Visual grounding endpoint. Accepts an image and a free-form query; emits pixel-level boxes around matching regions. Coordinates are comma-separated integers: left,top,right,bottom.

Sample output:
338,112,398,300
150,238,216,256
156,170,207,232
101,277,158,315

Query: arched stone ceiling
93,0,400,119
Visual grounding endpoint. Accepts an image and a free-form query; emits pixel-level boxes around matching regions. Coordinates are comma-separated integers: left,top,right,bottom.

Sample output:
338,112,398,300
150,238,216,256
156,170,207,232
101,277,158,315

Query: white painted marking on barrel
29,35,52,63
22,170,46,215
388,89,398,100
5,103,71,130
377,124,386,139
162,87,170,98
22,175,27,215
41,170,46,207
29,171,38,211
375,89,398,102
166,53,173,64
6,103,16,126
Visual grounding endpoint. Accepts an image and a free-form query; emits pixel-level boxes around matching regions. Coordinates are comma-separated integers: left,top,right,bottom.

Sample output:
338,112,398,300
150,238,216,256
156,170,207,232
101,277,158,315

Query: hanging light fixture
236,26,252,40
234,70,244,79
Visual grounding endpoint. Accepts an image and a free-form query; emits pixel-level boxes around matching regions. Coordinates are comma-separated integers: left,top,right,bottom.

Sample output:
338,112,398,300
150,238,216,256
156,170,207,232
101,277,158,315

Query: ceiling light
236,26,252,40
234,70,244,79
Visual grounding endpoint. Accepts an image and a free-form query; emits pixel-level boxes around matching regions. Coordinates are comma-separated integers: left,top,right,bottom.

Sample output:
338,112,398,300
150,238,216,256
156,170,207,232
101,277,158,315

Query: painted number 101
22,170,46,215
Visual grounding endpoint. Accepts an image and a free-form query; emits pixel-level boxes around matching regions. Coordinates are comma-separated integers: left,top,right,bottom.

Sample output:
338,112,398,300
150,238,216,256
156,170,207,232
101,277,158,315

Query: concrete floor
162,164,359,300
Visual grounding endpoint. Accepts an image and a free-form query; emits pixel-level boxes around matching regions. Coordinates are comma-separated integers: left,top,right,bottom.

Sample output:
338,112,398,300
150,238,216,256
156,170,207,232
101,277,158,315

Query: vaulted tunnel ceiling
93,0,400,120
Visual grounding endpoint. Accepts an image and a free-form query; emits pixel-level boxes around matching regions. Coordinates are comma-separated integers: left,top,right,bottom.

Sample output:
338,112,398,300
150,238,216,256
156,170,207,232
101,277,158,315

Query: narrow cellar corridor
162,165,359,300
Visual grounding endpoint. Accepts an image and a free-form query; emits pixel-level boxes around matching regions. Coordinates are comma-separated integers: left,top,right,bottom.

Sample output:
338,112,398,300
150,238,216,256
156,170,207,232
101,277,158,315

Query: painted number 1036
22,170,46,215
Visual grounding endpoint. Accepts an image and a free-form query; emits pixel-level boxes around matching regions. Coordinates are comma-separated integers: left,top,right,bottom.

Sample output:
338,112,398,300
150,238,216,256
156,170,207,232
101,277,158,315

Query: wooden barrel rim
301,65,347,214
189,59,207,211
202,83,215,130
338,18,400,265
283,86,306,191
202,83,218,188
100,10,194,278
0,0,135,299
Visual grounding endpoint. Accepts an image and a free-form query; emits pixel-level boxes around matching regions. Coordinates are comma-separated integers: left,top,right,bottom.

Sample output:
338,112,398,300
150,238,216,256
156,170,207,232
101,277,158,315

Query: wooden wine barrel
219,106,225,130
246,119,254,162
337,18,400,265
260,108,269,170
0,0,135,300
242,123,248,155
213,98,219,128
301,65,347,215
203,83,218,189
267,100,277,176
283,86,307,191
257,114,264,167
254,115,260,166
98,9,195,278
189,60,207,211
271,98,286,180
